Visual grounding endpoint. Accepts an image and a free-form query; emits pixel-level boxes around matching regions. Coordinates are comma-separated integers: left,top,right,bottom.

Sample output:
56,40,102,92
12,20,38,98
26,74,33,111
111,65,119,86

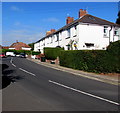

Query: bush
59,41,120,73
32,51,41,55
107,40,120,56
2,49,33,55
44,47,64,60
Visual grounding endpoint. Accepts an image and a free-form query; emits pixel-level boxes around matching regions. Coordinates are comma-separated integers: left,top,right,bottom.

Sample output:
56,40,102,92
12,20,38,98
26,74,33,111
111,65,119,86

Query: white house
34,9,120,53
9,41,31,50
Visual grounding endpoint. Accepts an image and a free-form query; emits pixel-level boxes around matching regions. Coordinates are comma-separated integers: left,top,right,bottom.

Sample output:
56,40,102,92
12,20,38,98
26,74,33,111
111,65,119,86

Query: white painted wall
9,48,15,50
34,23,119,53
22,47,31,50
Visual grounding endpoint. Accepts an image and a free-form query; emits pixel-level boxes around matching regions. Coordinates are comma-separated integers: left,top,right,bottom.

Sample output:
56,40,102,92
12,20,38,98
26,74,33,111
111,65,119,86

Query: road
1,57,120,112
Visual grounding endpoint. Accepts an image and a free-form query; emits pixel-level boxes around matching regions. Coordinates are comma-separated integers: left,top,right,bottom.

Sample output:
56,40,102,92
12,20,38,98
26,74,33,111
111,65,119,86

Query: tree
28,43,35,51
116,11,120,25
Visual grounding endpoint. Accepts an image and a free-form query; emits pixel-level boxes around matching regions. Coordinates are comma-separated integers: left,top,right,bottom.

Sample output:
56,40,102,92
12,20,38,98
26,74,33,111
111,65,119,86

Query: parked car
6,52,15,57
18,53,26,58
0,53,6,58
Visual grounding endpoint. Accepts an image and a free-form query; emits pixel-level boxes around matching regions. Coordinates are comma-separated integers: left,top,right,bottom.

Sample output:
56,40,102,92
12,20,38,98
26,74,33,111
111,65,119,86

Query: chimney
79,9,87,18
46,29,56,36
46,31,51,36
66,17,74,24
50,29,56,33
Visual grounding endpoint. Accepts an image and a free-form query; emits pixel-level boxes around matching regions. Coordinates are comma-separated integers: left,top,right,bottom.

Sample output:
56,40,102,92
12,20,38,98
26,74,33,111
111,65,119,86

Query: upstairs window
73,25,77,37
66,29,70,39
114,29,119,36
46,38,49,44
59,32,62,41
50,37,52,43
56,34,59,41
103,26,108,37
53,35,55,42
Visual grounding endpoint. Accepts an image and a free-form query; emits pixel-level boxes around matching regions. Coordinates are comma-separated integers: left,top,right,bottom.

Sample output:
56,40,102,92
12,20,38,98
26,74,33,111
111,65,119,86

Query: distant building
34,9,120,53
2,46,9,49
9,41,31,50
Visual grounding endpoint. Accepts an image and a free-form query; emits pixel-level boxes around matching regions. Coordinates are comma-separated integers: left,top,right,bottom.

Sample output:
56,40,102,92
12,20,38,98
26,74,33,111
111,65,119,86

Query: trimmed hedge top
59,41,120,73
44,47,64,60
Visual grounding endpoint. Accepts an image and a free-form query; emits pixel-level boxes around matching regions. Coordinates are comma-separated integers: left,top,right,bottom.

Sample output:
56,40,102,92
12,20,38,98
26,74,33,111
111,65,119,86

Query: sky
2,2,120,46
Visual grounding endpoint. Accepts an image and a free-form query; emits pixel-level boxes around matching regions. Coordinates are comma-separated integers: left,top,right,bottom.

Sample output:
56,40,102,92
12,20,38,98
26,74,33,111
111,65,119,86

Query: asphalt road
1,57,120,112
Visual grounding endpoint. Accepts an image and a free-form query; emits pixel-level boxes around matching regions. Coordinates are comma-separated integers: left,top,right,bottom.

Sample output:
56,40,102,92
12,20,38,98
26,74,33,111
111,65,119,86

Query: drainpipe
113,26,115,42
109,26,112,45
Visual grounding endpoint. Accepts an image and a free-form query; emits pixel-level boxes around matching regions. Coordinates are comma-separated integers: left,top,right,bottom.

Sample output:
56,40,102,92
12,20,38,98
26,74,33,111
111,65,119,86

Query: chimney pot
51,29,56,33
79,9,87,18
46,31,51,36
66,16,74,24
46,29,56,36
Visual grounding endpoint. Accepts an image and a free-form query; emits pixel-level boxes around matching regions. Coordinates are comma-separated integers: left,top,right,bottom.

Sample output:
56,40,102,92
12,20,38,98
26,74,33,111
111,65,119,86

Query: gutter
109,26,112,45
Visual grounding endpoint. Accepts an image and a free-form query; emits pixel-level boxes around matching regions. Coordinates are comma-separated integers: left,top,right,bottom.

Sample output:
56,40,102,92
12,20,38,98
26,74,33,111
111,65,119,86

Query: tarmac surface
27,58,120,86
2,57,119,112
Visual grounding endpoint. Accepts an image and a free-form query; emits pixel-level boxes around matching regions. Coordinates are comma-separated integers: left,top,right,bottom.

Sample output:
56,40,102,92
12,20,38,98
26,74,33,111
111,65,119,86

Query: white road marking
49,80,119,106
19,68,36,76
10,57,16,67
10,57,13,63
12,63,16,67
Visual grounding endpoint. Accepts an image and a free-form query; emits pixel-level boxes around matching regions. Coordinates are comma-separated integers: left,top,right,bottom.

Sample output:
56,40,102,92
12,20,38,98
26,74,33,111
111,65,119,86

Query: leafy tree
28,43,35,51
116,11,120,24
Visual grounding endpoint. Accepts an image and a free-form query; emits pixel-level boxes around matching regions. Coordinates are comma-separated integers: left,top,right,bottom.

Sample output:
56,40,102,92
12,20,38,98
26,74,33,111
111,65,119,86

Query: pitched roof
36,14,120,43
2,46,9,49
78,14,120,26
9,42,31,50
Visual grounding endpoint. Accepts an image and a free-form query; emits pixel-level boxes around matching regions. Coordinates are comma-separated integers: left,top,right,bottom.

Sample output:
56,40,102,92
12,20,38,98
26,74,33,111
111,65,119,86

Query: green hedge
31,51,41,55
1,49,33,55
44,47,64,60
59,41,120,73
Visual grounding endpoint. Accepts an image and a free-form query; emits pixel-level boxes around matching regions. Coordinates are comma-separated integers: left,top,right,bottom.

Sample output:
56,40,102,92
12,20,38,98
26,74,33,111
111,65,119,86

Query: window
52,35,56,42
66,29,70,39
59,32,62,41
114,29,119,36
46,38,49,44
85,43,94,48
73,25,77,37
50,37,52,43
56,34,59,41
103,26,108,37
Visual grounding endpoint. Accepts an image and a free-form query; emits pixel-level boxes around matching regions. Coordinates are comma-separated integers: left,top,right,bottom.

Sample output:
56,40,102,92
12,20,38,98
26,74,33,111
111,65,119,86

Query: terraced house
34,9,120,53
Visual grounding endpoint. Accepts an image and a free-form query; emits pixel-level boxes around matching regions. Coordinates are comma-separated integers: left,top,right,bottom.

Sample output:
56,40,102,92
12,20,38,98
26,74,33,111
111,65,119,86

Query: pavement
27,58,120,86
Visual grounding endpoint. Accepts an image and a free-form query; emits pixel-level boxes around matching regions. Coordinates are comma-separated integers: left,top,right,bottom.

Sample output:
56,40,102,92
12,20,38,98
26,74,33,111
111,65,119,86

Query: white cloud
42,17,59,23
10,6,21,11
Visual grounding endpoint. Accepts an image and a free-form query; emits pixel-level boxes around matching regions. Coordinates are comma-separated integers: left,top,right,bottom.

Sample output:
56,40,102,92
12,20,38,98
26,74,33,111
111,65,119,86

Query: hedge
44,47,64,60
59,41,120,73
1,49,36,55
31,51,41,55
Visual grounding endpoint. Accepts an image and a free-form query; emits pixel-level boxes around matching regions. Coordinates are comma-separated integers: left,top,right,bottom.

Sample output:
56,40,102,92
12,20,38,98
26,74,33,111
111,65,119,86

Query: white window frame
103,26,108,37
114,29,119,36
73,25,77,37
66,29,70,39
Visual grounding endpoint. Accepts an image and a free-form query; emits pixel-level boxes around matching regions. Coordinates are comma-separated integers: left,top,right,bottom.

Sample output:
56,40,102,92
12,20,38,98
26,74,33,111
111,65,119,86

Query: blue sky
2,2,119,46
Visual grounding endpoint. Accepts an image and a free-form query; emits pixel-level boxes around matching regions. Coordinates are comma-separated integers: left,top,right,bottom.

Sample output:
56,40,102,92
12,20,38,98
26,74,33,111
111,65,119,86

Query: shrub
2,49,33,55
44,47,64,60
107,40,120,56
59,41,120,73
32,51,41,55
